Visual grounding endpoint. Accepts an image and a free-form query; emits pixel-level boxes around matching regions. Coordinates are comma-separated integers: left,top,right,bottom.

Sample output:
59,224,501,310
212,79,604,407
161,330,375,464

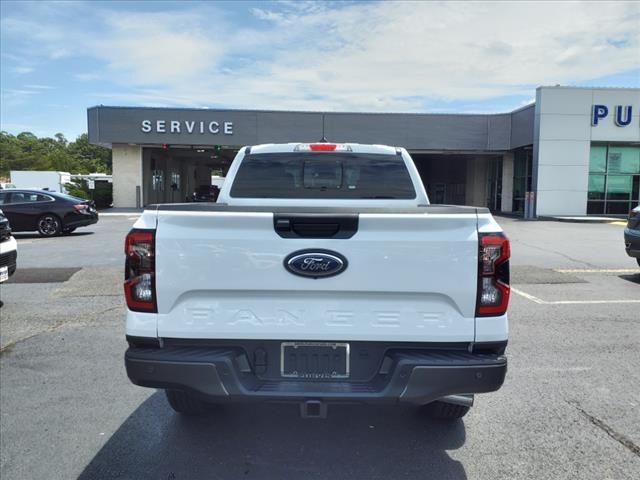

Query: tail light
124,229,157,312
476,232,510,317
73,204,88,211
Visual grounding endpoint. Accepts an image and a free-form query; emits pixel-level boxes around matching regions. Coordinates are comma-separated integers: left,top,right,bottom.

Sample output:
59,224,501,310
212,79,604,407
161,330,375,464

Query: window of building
587,144,640,215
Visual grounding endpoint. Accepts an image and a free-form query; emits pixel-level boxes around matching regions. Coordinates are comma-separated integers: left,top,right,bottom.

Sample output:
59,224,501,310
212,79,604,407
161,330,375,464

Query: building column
465,157,488,207
500,152,514,213
112,144,142,208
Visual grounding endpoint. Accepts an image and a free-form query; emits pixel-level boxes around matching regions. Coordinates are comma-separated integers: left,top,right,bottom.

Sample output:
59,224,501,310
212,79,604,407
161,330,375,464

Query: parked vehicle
189,184,220,202
624,205,640,267
0,209,18,302
0,189,98,237
124,143,510,420
0,183,16,189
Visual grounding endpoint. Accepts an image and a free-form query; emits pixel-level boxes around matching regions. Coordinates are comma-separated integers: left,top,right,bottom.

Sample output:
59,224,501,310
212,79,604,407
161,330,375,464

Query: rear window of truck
230,153,417,199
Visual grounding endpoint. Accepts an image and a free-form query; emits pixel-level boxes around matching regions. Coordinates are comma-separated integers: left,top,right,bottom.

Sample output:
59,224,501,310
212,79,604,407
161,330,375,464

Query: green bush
92,182,113,209
65,180,91,200
64,180,113,208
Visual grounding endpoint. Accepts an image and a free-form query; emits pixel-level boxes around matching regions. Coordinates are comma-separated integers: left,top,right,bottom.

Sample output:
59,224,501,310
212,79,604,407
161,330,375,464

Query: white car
0,208,18,302
123,143,510,420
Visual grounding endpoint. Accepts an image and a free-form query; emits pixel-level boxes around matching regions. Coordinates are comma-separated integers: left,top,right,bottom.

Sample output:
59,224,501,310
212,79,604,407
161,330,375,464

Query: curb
538,216,624,224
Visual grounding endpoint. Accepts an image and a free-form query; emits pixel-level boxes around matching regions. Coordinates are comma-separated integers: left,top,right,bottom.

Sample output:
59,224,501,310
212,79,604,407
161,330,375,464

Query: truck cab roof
217,142,429,208
247,142,400,156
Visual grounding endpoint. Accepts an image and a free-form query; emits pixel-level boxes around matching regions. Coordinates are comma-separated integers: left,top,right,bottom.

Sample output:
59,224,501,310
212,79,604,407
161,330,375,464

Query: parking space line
511,287,545,304
511,287,640,305
554,268,639,273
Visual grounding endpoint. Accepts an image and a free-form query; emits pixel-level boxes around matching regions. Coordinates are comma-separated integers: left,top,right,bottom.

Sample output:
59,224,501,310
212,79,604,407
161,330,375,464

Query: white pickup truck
124,143,510,420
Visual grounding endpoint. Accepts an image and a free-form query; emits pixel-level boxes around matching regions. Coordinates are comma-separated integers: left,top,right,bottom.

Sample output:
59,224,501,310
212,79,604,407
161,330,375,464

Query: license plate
281,342,350,379
0,266,8,282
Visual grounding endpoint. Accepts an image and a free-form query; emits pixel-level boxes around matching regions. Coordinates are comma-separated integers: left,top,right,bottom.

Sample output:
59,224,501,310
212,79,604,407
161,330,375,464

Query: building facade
88,86,640,215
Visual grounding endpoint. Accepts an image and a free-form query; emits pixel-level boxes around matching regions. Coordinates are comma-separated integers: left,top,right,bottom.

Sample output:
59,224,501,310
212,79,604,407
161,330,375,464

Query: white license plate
0,266,8,282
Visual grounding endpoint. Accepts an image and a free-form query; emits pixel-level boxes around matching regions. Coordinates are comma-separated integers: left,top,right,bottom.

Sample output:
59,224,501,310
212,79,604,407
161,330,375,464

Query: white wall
534,86,640,216
112,144,142,208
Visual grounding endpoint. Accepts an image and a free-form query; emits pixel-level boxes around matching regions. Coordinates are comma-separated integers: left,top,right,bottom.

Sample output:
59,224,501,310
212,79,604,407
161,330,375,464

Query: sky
1,0,639,139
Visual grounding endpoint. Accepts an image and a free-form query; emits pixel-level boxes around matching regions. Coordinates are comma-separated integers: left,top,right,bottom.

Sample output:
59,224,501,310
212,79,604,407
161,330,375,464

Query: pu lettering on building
591,105,635,127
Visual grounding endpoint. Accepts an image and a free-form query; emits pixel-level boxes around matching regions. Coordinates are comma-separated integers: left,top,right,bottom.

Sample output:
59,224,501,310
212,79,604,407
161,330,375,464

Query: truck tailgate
155,210,479,342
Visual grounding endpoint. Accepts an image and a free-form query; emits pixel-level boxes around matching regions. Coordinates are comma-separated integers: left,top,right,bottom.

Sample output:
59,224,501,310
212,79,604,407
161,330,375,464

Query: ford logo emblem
284,249,348,278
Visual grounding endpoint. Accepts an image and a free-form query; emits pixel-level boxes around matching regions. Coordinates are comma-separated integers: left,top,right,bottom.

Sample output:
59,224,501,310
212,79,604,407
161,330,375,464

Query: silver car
624,205,640,267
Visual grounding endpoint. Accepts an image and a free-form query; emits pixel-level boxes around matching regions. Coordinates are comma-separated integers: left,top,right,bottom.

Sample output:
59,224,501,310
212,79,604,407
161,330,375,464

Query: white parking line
98,213,141,217
555,268,639,274
511,287,640,305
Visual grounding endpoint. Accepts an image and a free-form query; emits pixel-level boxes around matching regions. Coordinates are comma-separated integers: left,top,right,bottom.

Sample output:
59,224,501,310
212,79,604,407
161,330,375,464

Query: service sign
141,119,234,135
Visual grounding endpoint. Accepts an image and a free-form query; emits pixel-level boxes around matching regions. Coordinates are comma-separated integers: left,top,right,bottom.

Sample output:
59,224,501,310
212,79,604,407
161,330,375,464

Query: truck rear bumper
125,345,507,405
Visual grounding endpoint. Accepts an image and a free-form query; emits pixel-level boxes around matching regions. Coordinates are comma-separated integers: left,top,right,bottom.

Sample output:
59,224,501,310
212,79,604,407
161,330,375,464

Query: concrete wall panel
537,88,593,115
538,115,591,141
112,144,142,208
537,141,590,166
536,190,588,216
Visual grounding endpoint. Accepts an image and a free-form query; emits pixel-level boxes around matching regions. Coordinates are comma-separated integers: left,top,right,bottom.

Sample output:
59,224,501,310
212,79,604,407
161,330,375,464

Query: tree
0,131,112,178
68,133,112,172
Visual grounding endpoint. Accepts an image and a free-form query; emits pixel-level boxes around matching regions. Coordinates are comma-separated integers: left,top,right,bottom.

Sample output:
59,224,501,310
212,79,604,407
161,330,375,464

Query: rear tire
37,214,62,237
165,389,206,415
422,401,470,420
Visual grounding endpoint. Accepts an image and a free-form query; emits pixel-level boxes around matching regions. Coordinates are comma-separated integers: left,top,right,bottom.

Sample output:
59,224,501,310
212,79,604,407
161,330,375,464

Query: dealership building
87,86,639,216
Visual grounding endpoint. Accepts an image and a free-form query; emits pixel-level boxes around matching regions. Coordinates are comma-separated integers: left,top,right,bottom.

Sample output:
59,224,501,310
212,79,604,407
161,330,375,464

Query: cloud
75,73,101,82
1,0,639,113
11,66,34,74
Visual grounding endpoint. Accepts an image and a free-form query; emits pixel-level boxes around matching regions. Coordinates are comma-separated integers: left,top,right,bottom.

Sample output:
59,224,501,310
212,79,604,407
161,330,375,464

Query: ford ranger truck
124,143,509,420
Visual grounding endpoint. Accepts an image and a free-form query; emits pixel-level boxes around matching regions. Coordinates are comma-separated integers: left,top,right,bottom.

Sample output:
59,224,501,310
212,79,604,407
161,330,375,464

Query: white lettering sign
141,119,234,135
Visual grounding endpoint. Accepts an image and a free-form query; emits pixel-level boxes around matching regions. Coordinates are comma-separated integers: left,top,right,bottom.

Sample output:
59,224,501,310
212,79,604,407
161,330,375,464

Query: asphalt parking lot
1,214,639,479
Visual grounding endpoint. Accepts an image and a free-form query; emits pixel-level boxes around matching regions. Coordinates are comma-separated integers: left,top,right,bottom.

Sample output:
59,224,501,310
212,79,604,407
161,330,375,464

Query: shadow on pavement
619,273,640,285
78,392,467,479
4,267,81,283
13,231,94,239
